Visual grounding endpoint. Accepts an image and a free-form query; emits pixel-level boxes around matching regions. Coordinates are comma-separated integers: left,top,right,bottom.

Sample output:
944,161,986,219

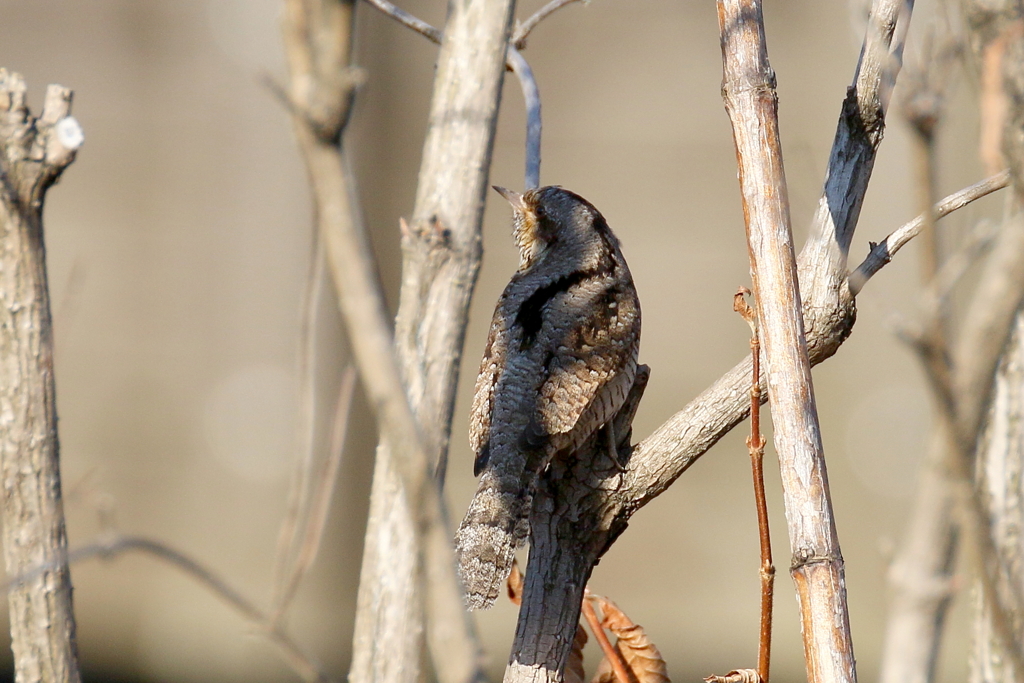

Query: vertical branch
281,2,481,682
878,32,960,683
357,2,516,683
718,5,855,683
971,310,1024,683
734,290,774,683
0,71,85,683
506,46,542,190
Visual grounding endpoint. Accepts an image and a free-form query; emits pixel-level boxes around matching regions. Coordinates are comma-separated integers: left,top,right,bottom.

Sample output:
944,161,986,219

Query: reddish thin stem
748,332,774,683
582,594,636,683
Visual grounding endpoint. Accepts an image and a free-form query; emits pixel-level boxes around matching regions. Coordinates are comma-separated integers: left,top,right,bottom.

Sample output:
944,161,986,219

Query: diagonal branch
280,3,484,683
849,169,1010,294
513,0,588,48
2,534,336,683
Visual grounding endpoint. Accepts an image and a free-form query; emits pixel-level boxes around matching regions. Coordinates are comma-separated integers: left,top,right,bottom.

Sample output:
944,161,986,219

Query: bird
455,185,642,610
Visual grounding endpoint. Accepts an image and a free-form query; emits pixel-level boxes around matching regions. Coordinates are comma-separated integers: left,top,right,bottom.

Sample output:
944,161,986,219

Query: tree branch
2,534,336,683
506,46,542,189
359,0,545,192
849,170,1010,295
280,3,481,682
0,70,84,683
717,2,855,682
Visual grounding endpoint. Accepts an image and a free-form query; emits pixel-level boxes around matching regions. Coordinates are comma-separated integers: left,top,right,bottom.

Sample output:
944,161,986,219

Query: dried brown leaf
591,646,627,683
565,622,589,683
590,595,669,683
506,558,523,606
704,669,762,683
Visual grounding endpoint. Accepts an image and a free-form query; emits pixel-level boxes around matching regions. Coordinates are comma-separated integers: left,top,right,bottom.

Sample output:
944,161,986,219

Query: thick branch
506,369,650,683
354,2,517,683
718,3,855,683
0,70,84,683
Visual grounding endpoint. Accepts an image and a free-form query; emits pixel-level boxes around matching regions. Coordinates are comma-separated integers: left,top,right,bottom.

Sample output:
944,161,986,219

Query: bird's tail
454,473,532,610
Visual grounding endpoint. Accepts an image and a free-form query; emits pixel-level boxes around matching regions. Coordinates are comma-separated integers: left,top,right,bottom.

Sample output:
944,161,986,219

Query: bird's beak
493,186,528,212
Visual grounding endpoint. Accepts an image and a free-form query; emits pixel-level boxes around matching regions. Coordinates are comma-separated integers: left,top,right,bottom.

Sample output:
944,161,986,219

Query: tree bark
0,71,84,683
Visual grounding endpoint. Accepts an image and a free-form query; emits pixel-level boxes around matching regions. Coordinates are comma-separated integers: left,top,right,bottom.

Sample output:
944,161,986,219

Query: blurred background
0,0,1001,681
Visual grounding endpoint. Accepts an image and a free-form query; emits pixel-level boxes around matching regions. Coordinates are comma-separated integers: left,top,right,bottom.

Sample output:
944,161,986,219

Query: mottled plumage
455,186,641,610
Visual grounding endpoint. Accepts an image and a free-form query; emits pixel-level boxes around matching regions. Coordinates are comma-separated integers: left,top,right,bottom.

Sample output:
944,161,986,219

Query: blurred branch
0,70,85,683
2,534,335,683
884,22,1024,666
272,366,357,626
513,0,587,48
878,28,961,680
273,232,328,608
972,311,1024,683
718,2,855,682
280,2,480,682
952,212,1024,679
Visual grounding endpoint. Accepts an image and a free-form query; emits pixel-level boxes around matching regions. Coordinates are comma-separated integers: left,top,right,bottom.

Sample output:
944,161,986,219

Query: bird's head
493,185,607,270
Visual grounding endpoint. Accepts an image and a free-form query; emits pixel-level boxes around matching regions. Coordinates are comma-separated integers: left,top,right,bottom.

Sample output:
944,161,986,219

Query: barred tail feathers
454,473,533,610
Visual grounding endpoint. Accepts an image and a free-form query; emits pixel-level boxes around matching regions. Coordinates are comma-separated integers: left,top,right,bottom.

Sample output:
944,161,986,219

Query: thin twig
582,593,635,683
272,366,357,626
513,0,587,48
849,170,1011,295
273,232,328,608
361,0,442,43
506,46,542,189
1,534,336,683
734,289,773,683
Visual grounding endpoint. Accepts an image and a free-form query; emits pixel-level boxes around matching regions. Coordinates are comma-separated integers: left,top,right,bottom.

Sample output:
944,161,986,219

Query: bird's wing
533,284,640,438
469,305,512,474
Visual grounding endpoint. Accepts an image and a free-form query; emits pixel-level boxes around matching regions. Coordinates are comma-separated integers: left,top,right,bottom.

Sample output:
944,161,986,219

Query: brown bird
455,185,642,610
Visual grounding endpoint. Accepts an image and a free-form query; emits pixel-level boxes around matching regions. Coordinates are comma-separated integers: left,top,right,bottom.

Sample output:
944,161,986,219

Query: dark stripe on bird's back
516,270,598,350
